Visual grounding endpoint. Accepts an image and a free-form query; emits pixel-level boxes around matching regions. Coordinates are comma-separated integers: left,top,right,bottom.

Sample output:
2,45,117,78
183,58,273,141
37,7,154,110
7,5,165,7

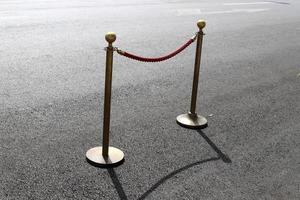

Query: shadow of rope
137,157,220,200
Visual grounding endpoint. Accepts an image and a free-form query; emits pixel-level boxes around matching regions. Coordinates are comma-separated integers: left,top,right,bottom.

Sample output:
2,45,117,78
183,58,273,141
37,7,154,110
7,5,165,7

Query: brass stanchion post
176,20,208,129
86,32,124,168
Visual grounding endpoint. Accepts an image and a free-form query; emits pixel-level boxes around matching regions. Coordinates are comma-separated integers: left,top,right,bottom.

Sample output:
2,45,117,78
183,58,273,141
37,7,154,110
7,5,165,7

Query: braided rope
116,34,197,62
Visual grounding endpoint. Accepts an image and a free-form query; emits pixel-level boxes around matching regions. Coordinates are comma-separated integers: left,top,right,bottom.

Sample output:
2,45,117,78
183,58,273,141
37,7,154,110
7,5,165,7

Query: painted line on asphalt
202,8,270,14
223,2,271,5
176,8,202,16
176,8,270,16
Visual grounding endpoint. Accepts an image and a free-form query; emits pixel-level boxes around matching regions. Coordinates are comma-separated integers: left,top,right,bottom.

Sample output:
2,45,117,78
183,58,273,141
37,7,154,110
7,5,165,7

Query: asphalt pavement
1,0,299,199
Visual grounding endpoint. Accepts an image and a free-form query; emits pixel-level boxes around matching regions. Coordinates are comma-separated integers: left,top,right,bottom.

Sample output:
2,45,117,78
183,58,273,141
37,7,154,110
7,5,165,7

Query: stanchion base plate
86,146,124,168
176,112,208,129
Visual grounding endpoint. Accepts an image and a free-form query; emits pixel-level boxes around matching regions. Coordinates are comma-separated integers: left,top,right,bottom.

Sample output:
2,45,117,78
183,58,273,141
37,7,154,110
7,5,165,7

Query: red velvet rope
116,37,195,62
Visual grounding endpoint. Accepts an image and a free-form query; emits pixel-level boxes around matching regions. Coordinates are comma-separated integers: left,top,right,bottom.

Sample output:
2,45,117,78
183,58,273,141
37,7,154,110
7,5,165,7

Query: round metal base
176,112,208,129
86,146,124,168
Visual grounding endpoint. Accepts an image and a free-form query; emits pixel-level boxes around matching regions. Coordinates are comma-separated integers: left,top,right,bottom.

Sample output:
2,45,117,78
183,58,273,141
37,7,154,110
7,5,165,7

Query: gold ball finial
197,20,206,29
105,32,116,43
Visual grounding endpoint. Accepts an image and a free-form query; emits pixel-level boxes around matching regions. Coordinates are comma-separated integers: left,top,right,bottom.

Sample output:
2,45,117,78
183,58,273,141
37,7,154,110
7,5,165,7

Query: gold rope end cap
105,32,116,43
197,20,206,29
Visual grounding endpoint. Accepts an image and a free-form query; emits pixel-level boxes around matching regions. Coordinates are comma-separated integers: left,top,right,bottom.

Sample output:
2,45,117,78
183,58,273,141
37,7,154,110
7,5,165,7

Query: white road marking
176,9,201,16
203,8,269,14
243,8,270,13
176,8,270,16
224,2,271,5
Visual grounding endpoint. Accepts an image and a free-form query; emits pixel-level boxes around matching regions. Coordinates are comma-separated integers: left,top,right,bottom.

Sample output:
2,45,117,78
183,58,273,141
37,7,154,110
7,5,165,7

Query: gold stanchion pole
86,32,124,168
176,20,208,129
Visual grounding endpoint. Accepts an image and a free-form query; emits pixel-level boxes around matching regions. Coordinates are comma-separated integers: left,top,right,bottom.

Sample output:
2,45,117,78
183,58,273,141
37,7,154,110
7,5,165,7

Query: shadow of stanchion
137,156,220,200
107,157,220,200
106,131,231,200
197,130,232,163
107,168,128,200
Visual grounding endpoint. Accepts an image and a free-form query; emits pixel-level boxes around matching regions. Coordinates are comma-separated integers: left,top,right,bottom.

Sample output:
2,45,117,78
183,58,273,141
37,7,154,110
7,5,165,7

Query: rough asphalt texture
0,0,299,199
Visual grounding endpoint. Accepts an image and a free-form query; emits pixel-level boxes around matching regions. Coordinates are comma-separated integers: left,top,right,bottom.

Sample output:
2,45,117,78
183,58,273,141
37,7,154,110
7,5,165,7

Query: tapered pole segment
190,21,205,114
86,32,124,168
176,20,208,129
102,32,115,157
